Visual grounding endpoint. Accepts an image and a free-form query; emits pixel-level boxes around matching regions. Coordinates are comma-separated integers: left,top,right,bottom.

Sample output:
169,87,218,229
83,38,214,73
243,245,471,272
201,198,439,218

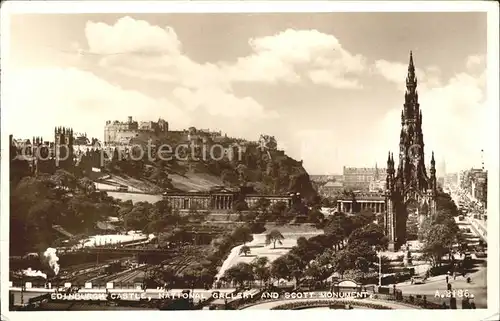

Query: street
397,258,487,308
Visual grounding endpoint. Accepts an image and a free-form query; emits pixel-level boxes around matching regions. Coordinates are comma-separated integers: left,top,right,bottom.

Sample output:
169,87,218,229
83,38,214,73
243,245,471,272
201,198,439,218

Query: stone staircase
52,225,74,238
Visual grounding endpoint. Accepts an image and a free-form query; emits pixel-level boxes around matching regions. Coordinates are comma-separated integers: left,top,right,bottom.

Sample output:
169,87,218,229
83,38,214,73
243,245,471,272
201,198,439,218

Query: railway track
63,245,209,285
63,257,134,284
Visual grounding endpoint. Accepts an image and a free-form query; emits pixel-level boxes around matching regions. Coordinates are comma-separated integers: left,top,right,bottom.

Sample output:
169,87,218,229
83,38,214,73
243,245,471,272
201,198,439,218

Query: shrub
270,300,392,310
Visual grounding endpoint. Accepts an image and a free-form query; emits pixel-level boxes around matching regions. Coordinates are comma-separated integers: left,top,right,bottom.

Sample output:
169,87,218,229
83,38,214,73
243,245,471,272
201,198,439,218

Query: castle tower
55,126,75,170
385,52,437,251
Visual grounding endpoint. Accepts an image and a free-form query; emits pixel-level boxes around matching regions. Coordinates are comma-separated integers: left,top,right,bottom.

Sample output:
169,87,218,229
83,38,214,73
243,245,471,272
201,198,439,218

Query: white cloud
4,67,191,139
85,16,182,55
84,16,281,120
466,54,485,71
373,59,442,90
308,69,362,89
224,29,366,88
374,55,488,172
172,86,279,119
85,18,366,90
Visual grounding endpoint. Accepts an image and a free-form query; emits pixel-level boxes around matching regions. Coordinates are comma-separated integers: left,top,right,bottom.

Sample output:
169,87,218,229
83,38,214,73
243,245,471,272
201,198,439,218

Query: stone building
104,116,168,145
54,127,75,170
342,164,386,191
10,127,104,176
319,181,344,198
461,168,488,209
385,52,437,251
336,192,386,214
369,179,386,192
258,134,277,151
163,186,294,211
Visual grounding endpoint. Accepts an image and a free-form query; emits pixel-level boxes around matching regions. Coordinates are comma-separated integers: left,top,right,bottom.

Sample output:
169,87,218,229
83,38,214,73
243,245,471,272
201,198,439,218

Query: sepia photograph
1,1,498,319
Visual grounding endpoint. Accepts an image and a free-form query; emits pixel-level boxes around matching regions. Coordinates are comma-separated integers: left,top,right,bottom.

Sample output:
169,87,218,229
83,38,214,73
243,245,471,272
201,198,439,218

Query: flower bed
270,300,392,310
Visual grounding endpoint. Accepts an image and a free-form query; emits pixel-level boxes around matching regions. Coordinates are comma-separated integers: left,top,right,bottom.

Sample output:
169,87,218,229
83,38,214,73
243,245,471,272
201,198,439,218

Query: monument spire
385,51,436,252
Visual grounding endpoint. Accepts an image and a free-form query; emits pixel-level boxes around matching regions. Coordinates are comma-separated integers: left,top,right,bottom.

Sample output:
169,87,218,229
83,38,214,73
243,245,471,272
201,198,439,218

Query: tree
51,169,78,191
291,237,322,263
77,177,97,195
223,262,254,287
253,264,271,287
221,169,239,186
331,250,350,278
350,209,375,231
355,257,370,280
253,197,271,213
323,213,350,249
285,254,307,285
233,199,249,212
269,201,288,219
165,227,190,244
348,223,388,249
305,262,331,284
307,208,325,225
265,230,285,249
239,245,251,256
236,164,249,184
231,225,253,244
150,167,171,188
421,224,455,267
270,256,292,281
250,257,271,285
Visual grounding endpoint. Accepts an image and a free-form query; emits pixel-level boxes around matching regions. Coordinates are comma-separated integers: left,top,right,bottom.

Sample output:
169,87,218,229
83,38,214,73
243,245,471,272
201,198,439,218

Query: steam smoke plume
43,247,60,275
22,267,47,279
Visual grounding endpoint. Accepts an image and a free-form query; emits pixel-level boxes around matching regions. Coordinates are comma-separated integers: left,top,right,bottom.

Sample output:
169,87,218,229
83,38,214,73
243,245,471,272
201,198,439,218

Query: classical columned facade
245,195,293,208
164,191,293,211
166,194,211,210
336,197,386,214
211,193,234,210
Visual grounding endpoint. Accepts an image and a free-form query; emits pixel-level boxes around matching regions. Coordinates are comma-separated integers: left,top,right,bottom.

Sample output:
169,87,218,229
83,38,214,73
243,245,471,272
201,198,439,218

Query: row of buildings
317,159,447,198
459,168,488,209
10,116,282,176
314,52,440,251
10,128,103,175
316,164,387,197
103,116,278,151
162,186,297,211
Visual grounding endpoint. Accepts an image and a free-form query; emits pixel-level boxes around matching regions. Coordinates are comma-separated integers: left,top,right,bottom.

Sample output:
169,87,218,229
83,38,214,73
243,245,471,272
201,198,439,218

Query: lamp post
378,251,382,286
20,274,24,306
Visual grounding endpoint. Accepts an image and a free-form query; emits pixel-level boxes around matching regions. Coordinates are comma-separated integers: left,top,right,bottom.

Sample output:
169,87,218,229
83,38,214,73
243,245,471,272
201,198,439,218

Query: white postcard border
1,1,498,321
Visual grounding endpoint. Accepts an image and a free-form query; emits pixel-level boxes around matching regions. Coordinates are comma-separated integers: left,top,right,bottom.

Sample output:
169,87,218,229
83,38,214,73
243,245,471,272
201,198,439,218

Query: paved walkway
242,298,415,310
9,287,234,294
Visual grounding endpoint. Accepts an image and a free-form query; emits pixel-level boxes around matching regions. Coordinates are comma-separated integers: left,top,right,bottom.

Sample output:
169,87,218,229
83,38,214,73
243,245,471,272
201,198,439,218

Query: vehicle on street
410,276,425,285
474,251,487,258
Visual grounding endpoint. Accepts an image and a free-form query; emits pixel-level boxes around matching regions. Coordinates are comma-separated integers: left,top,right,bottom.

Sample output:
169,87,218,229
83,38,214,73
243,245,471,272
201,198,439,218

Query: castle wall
104,117,168,145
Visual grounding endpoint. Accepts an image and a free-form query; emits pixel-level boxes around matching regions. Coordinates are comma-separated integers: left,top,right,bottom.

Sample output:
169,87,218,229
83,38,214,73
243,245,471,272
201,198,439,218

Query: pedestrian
446,275,449,284
453,271,456,280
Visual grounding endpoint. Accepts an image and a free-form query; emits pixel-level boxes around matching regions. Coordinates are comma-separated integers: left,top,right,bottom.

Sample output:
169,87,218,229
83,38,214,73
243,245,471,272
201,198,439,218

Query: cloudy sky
3,12,489,174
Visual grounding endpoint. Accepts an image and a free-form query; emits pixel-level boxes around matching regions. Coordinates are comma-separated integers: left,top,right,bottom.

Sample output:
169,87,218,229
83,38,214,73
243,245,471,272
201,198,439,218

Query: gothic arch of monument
385,52,438,251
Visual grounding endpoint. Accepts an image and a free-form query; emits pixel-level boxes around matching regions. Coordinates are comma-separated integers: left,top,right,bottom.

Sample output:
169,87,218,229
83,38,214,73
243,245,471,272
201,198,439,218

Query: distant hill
310,175,343,183
105,130,317,199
